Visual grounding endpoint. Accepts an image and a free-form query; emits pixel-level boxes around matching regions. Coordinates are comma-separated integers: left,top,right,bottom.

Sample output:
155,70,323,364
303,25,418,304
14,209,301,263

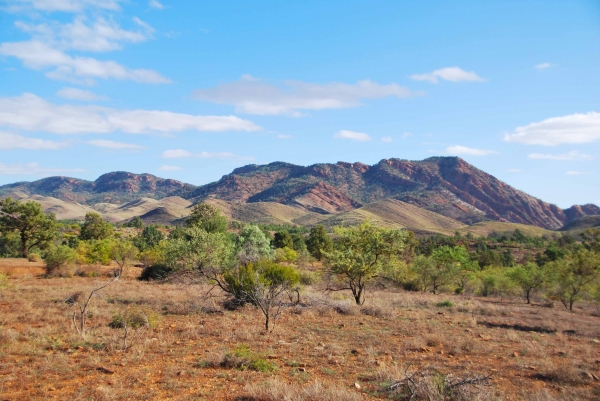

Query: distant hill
0,172,196,205
1,157,598,231
559,215,600,232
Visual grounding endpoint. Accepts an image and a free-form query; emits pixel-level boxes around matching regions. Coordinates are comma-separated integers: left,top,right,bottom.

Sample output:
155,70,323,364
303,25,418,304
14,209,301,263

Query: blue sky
0,0,599,208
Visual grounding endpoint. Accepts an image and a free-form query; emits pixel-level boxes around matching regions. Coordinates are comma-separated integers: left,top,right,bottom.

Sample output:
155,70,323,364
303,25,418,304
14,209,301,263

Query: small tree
306,225,332,261
225,260,300,331
323,222,408,304
124,216,143,229
237,224,274,264
134,225,164,251
0,197,57,257
186,203,227,233
506,262,555,304
552,249,600,310
79,212,114,241
273,231,293,249
412,246,469,294
45,244,77,276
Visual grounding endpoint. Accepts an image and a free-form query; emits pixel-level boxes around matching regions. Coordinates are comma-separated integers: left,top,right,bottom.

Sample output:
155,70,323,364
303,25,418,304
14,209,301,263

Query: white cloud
277,134,292,139
0,93,261,134
0,40,170,84
88,139,144,150
535,63,553,70
0,132,69,150
149,0,164,9
381,136,393,143
7,0,122,12
158,165,181,171
193,76,416,116
161,149,192,158
334,130,372,142
0,162,86,175
565,171,590,176
507,169,523,173
402,132,411,139
15,16,153,53
410,67,485,83
528,150,593,161
56,87,108,101
504,112,600,146
161,149,253,160
446,145,497,156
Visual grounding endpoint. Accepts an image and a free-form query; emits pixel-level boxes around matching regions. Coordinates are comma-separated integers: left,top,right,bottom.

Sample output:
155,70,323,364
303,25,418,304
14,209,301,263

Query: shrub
436,300,454,308
299,270,320,285
44,245,77,277
27,253,41,262
139,263,173,281
221,344,277,372
109,308,160,329
0,273,8,290
274,246,297,263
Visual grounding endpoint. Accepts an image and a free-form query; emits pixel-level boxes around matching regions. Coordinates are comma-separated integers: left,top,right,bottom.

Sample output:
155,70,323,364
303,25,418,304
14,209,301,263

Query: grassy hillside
559,215,600,232
459,221,554,237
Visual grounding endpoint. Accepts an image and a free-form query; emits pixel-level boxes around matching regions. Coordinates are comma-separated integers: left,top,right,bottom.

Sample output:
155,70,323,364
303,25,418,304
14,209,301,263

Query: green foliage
435,300,453,308
0,197,58,257
0,231,21,257
412,246,473,294
306,225,332,261
0,273,9,290
134,225,164,252
44,245,77,276
223,344,277,372
223,259,300,305
324,221,408,304
274,246,297,263
79,212,114,241
290,233,307,252
123,216,143,228
476,267,515,297
236,224,274,264
76,239,113,265
506,262,555,303
186,203,227,233
273,231,293,249
551,249,600,310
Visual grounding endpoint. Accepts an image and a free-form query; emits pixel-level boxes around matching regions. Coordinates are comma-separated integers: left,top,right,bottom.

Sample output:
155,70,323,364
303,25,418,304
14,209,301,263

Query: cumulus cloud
56,87,108,101
334,130,372,142
446,145,497,156
158,165,181,171
0,93,261,134
0,132,69,150
15,16,153,53
0,162,86,175
528,150,593,161
193,76,416,116
504,112,600,146
535,63,553,70
381,136,393,143
0,41,170,84
410,67,485,83
161,149,253,160
88,139,144,150
149,0,164,9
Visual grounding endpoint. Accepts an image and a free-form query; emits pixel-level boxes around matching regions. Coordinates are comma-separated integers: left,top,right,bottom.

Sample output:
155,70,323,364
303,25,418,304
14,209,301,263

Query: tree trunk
526,289,531,304
20,235,28,258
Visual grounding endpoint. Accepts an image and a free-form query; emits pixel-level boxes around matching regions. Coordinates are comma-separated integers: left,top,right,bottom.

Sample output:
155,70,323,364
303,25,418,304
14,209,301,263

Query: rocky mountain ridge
0,157,598,230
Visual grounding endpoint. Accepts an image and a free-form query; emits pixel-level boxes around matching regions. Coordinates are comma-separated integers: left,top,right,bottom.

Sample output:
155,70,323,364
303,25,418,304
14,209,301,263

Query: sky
0,0,599,208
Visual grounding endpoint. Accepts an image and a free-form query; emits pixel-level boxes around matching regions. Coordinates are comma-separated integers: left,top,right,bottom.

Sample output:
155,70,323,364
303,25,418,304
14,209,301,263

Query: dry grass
0,258,599,400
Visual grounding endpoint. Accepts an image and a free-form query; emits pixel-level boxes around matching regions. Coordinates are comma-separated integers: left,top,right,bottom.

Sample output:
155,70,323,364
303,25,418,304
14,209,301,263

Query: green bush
299,270,320,285
0,273,8,290
222,344,277,372
139,263,173,281
44,245,77,277
435,300,454,308
223,260,300,305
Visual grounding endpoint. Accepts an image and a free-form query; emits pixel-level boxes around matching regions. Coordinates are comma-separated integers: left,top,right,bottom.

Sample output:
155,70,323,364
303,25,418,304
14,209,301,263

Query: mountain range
1,157,598,234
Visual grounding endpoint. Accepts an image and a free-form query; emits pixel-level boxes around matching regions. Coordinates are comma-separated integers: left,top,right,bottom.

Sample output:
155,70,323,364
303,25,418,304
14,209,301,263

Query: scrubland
1,260,599,401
